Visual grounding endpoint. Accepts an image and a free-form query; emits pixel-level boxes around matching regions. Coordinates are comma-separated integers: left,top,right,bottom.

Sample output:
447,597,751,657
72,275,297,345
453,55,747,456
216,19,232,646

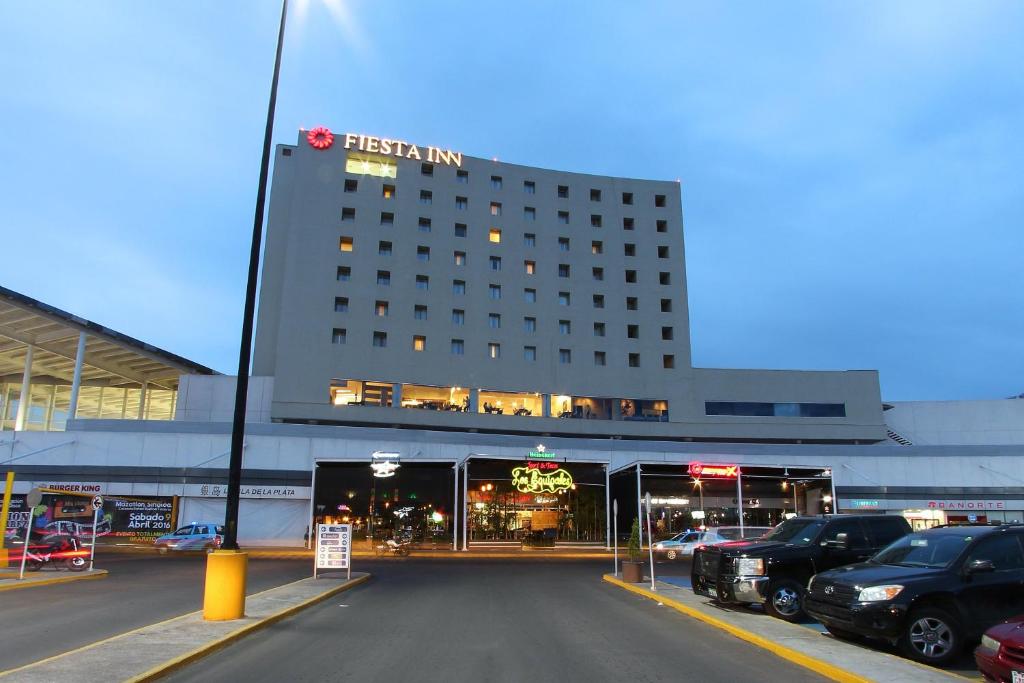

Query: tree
627,517,642,562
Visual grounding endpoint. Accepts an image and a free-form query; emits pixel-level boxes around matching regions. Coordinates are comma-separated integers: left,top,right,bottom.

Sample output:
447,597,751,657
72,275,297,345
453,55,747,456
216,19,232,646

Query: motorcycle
374,538,412,557
24,533,89,572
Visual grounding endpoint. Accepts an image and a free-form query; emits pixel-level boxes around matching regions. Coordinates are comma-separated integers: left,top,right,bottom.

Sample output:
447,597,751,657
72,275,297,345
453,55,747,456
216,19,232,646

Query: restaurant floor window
312,461,455,546
465,458,606,544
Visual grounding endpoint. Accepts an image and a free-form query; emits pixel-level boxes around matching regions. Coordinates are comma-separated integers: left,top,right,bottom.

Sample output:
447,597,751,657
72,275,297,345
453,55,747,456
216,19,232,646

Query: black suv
804,524,1024,666
691,514,911,621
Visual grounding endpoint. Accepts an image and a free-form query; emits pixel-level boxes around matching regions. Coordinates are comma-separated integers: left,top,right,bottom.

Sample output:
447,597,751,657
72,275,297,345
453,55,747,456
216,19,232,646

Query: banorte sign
305,127,464,167
688,462,739,479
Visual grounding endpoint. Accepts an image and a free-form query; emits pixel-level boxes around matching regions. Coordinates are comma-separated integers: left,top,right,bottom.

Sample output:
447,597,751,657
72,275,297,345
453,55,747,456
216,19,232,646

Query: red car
976,616,1024,682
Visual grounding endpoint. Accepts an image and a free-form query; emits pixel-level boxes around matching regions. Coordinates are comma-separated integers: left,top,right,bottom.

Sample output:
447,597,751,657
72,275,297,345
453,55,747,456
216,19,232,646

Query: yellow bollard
203,550,248,620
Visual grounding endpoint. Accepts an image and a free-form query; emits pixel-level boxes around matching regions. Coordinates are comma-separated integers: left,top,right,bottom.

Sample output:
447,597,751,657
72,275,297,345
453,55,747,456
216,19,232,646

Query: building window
663,354,674,369
704,402,847,418
558,264,570,278
524,207,536,221
489,256,502,271
344,179,358,193
655,194,666,207
456,169,469,183
334,297,349,312
455,223,467,238
591,215,602,228
557,185,569,199
592,241,603,255
594,351,606,366
659,272,670,285
337,266,351,281
660,298,672,312
490,202,502,216
375,300,389,317
558,292,570,306
453,280,466,295
624,243,636,257
380,212,394,225
418,217,432,233
282,148,292,156
594,322,605,337
593,294,604,308
342,207,355,221
623,217,634,231
491,175,503,190
524,346,537,362
622,192,633,205
489,228,502,243
332,328,346,344
377,270,391,286
489,284,501,300
524,180,535,194
454,251,466,266
489,313,501,329
592,268,604,282
524,260,536,275
417,246,430,262
378,240,392,256
656,219,667,233
558,237,570,251
414,305,428,320
420,190,433,205
413,335,426,352
590,188,601,201
524,288,537,303
559,320,571,335
339,236,353,252
373,331,388,347
524,233,536,247
421,163,433,176
451,339,465,355
627,324,639,339
456,196,468,210
452,309,465,325
383,184,395,199
626,297,638,311
489,343,501,359
661,326,673,340
628,353,640,367
416,275,429,290
658,245,670,258
558,211,569,224
625,270,637,283
559,349,571,364
523,317,536,333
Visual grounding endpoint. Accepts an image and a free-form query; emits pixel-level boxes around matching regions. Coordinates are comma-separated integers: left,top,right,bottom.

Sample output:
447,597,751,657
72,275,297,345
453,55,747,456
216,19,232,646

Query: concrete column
541,393,551,418
612,399,623,421
391,383,402,408
468,388,479,413
137,381,148,420
605,465,611,550
68,332,87,421
14,345,34,431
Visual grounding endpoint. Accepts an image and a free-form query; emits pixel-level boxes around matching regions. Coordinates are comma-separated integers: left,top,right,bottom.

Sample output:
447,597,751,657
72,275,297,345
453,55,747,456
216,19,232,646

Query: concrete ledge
603,574,968,683
0,573,369,682
0,569,107,592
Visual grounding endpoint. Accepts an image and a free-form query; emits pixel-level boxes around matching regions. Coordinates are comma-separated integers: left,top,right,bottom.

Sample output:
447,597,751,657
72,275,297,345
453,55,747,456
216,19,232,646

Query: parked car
656,527,771,560
975,614,1024,682
804,524,1024,666
154,522,224,552
692,514,911,621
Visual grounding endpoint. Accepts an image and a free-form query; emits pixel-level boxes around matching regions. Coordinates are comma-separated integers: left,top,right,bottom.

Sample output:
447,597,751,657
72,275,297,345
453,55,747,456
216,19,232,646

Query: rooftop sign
304,128,464,167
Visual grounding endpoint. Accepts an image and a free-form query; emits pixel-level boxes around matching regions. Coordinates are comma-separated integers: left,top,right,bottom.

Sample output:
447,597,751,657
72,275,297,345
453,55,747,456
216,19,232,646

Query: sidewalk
604,574,969,683
0,573,369,682
96,544,612,560
0,568,107,592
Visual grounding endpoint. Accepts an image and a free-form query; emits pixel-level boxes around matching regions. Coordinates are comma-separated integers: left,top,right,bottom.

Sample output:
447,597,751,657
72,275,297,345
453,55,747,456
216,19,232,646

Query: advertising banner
2,493,173,544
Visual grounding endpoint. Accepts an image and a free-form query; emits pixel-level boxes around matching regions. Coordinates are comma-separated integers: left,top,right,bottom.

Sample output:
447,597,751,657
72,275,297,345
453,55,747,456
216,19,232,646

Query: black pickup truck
691,514,911,621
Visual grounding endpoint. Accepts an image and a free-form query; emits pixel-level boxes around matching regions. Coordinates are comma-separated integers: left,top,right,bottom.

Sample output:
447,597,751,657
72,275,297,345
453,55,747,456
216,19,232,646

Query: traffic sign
26,488,42,507
92,495,104,510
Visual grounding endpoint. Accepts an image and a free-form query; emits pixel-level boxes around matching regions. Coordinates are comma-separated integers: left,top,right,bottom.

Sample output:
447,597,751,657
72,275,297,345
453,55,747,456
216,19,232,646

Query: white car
655,526,771,560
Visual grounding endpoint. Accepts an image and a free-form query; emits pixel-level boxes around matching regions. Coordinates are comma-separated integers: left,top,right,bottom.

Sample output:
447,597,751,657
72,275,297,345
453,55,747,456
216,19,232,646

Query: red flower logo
307,126,334,150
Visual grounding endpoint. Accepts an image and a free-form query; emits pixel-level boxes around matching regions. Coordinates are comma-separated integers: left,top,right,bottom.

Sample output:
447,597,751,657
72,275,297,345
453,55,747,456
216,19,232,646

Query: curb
0,569,108,592
125,574,370,682
603,574,871,683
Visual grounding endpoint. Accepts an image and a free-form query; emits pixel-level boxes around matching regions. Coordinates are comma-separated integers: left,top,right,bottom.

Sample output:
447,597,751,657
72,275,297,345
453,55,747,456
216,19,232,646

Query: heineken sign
528,444,556,459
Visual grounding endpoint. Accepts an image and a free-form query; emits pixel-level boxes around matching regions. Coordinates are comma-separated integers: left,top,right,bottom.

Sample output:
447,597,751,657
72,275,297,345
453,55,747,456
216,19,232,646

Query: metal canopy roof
0,285,217,391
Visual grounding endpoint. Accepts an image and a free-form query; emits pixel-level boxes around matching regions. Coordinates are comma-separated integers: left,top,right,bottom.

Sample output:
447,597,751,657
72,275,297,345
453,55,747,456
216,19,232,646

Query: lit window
558,211,569,224
451,339,465,355
341,208,355,221
626,297,638,311
456,196,468,210
594,322,605,337
378,241,392,256
452,309,465,325
420,190,432,205
373,331,388,347
524,180,535,194
557,185,569,199
415,305,428,320
346,153,397,178
524,207,536,221
627,324,639,339
491,175,503,190
623,217,634,231
558,264,570,278
590,188,601,201
418,217,432,232
337,266,351,281
625,243,636,257
334,297,349,312
663,354,675,369
559,320,571,335
558,237,570,251
524,317,536,333
594,351,606,366
489,343,501,359
489,284,501,300
622,192,633,205
453,280,466,295
490,202,502,216
332,328,346,344
628,353,640,367
593,268,604,281
383,184,395,199
339,236,353,252
524,233,535,247
524,346,537,362
592,241,603,255
524,288,537,303
454,251,466,266
413,335,426,352
416,275,429,290
380,212,394,225
658,245,670,258
489,228,501,243
377,270,390,286
593,295,604,308
417,246,430,262
455,223,467,237
456,169,469,183
657,219,667,233
655,194,666,208
344,179,358,193
489,256,502,271
559,349,571,364
489,313,501,329
375,301,389,317
558,292,570,306
662,327,674,340
524,260,535,275
625,270,637,283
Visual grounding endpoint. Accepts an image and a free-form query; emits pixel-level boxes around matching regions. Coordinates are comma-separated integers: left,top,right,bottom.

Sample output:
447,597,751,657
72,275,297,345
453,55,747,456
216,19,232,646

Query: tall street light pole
222,0,290,551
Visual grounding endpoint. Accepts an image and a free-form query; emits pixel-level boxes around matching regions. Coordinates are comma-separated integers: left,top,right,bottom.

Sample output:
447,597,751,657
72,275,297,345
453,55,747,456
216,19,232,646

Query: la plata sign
511,466,573,495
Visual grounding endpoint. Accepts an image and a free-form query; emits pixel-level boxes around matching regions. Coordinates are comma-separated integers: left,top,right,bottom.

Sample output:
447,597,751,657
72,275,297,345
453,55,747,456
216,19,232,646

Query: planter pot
621,560,644,583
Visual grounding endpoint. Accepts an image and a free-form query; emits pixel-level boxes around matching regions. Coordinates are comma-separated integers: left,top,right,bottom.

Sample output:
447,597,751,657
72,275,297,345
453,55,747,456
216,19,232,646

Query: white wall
885,399,1024,445
175,375,273,423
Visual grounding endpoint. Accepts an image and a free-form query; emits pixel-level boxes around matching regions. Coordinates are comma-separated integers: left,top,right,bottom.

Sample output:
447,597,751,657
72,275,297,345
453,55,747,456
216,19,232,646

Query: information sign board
315,523,351,579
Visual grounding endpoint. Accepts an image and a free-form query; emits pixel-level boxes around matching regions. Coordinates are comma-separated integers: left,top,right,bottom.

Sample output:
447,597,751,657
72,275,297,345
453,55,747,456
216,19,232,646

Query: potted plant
621,518,644,582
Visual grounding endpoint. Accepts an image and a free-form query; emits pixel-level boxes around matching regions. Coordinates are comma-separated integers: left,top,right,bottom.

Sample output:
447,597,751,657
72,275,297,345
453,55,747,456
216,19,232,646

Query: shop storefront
841,497,1024,530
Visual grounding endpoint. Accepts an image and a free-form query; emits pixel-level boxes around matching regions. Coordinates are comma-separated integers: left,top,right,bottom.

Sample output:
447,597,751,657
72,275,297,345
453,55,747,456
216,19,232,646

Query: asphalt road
165,560,827,683
0,554,310,672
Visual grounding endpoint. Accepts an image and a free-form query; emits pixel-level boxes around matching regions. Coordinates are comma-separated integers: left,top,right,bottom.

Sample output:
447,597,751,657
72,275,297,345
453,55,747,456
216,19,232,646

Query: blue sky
2,1,1021,401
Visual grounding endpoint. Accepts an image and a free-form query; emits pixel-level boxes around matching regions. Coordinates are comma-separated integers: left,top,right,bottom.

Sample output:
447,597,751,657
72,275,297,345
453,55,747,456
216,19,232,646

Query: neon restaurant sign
305,127,464,167
688,462,739,479
512,466,573,494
